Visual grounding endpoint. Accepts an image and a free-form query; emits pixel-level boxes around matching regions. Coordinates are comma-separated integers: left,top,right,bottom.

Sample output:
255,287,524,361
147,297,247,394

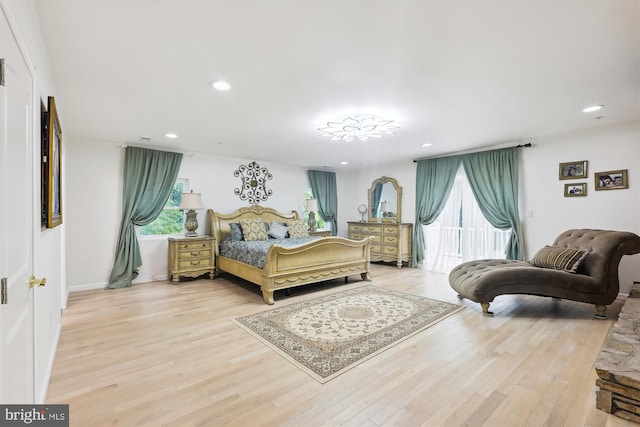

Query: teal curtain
462,147,523,260
371,183,383,218
307,170,338,235
107,147,183,288
413,155,462,266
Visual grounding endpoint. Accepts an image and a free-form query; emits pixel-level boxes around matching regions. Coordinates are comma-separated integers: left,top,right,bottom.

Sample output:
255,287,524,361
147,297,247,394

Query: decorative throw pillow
239,218,268,241
229,223,244,241
268,221,288,239
287,219,309,238
529,245,590,273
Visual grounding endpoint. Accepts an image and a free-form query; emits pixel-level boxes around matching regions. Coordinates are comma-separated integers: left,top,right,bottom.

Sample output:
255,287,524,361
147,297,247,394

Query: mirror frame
367,176,402,223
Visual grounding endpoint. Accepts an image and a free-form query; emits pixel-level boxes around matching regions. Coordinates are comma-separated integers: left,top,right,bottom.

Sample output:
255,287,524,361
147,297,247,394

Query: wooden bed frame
207,206,372,304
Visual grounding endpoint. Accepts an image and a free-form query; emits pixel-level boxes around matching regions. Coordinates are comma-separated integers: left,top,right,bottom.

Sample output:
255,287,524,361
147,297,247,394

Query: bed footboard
260,236,372,304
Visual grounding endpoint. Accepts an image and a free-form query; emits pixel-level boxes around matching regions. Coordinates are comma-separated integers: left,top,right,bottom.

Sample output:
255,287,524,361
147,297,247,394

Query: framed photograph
595,169,628,191
559,160,588,179
564,183,586,197
43,96,62,228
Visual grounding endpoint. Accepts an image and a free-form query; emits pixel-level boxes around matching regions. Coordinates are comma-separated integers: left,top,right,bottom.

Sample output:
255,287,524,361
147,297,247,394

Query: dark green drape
413,155,462,266
107,147,183,288
462,147,523,260
307,170,338,235
371,183,383,218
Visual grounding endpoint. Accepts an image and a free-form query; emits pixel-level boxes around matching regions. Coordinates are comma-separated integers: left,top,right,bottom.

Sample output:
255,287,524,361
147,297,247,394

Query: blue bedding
220,237,320,268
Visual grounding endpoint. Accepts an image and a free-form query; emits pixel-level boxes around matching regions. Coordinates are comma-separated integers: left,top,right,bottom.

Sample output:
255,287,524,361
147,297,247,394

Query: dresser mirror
368,176,402,223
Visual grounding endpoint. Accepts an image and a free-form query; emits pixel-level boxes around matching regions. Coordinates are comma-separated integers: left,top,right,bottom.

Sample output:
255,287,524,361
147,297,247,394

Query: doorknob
29,275,46,289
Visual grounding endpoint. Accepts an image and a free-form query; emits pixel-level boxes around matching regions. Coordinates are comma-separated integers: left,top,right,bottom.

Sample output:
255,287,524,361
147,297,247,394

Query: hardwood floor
46,264,635,427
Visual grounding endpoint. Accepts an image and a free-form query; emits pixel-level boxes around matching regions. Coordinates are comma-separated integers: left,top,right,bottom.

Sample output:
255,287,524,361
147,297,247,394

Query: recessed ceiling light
212,80,231,91
582,105,603,113
421,143,432,147
340,161,348,165
165,133,178,139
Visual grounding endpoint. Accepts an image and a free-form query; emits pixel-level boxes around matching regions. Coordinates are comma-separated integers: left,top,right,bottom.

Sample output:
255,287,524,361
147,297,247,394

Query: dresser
168,236,215,283
348,222,412,268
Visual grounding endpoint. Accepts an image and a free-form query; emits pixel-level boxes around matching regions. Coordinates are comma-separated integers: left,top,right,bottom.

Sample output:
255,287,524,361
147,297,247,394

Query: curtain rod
412,142,532,163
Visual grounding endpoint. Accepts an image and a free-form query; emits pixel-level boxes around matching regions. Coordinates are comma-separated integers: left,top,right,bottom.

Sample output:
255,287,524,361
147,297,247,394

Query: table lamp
179,190,204,237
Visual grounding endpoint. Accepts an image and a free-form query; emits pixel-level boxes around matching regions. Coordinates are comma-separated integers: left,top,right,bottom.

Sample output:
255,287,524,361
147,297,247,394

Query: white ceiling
34,0,640,169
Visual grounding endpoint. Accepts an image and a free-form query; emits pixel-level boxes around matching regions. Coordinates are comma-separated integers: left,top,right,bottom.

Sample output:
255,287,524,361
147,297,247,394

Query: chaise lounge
449,229,640,318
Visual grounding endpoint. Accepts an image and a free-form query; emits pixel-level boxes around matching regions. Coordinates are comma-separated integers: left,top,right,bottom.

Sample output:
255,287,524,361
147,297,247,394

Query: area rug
232,285,464,383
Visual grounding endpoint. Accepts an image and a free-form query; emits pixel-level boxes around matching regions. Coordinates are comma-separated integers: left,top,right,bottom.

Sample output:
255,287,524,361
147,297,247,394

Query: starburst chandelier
318,114,399,142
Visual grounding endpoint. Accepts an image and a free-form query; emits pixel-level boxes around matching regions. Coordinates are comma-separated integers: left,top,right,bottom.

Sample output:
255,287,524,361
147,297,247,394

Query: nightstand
168,236,215,283
310,230,332,237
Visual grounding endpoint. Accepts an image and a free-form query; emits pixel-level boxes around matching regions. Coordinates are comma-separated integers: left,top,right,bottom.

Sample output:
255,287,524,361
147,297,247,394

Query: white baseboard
68,274,168,293
37,323,61,403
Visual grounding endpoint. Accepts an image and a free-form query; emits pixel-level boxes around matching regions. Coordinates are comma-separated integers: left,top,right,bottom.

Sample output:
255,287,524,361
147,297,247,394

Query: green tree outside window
138,180,186,236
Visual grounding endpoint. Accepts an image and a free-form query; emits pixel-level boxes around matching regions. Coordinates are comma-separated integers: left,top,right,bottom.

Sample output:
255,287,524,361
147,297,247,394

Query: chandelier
318,114,399,142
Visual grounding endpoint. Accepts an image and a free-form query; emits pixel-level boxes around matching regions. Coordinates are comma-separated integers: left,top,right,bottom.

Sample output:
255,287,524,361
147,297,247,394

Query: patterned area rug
233,285,464,383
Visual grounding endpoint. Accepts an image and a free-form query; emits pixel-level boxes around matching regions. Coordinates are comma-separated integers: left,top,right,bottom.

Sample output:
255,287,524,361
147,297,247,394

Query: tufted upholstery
449,229,640,317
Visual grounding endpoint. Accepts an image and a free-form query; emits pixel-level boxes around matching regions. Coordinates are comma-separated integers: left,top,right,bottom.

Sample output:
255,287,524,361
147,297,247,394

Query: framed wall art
559,160,588,180
595,169,628,190
564,183,586,197
43,96,63,228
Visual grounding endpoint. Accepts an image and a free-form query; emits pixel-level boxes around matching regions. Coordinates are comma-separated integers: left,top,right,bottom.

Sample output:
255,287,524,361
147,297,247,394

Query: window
422,167,510,273
137,178,188,236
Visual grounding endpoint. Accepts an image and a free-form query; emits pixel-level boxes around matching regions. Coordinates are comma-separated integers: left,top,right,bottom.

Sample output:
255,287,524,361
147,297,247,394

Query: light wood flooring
46,264,636,427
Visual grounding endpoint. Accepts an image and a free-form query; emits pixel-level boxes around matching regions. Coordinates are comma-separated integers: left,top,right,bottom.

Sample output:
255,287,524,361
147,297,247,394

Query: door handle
29,275,46,289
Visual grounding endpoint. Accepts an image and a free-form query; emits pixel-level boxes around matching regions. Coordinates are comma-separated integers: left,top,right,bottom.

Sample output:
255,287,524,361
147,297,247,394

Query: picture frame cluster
559,160,628,197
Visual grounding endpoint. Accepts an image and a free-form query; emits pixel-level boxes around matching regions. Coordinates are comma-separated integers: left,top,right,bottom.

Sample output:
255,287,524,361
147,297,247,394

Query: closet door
0,6,35,403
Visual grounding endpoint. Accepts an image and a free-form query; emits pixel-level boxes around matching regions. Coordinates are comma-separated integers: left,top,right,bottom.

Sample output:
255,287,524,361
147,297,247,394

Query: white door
0,6,35,403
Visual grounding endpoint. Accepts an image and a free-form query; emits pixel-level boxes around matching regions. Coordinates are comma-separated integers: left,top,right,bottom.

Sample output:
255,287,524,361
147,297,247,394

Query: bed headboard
207,206,300,251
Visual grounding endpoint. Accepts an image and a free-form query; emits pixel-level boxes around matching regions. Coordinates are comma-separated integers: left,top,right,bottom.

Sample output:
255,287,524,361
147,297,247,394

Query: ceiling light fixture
421,143,432,147
582,105,603,113
212,80,231,91
318,114,399,142
165,133,178,139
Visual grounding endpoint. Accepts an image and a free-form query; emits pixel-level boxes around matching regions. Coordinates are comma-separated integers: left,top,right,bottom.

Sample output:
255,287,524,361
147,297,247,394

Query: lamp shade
306,198,318,212
380,201,390,212
179,191,204,210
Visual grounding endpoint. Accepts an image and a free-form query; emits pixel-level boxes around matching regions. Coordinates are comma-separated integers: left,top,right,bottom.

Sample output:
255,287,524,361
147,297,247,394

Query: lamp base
308,212,317,233
184,210,199,237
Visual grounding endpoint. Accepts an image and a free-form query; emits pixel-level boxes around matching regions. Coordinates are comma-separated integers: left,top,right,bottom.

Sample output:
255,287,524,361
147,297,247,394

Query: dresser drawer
381,245,398,255
383,226,400,235
350,223,382,234
383,235,399,245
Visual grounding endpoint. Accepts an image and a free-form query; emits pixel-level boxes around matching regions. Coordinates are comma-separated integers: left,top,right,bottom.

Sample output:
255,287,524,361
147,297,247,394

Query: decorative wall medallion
234,161,273,204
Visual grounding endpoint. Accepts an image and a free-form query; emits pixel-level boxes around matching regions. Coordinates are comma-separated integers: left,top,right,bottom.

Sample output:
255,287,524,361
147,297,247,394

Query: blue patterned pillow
229,223,244,241
268,221,288,239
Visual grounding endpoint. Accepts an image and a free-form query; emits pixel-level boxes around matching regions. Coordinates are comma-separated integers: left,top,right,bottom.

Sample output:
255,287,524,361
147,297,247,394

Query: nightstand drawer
178,240,212,251
178,258,213,269
179,248,212,259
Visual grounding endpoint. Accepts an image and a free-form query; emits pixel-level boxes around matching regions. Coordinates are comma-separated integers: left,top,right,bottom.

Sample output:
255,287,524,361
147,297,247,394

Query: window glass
137,178,188,236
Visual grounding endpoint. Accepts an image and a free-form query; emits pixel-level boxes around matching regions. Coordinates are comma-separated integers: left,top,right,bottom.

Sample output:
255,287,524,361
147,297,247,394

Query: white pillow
268,221,288,239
